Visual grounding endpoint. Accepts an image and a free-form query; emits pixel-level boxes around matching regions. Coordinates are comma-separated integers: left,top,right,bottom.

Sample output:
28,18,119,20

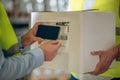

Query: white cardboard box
30,11,115,73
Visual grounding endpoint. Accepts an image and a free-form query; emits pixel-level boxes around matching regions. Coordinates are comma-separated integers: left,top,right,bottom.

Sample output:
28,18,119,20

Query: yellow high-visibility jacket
0,2,44,79
0,1,18,49
70,0,120,78
0,1,19,56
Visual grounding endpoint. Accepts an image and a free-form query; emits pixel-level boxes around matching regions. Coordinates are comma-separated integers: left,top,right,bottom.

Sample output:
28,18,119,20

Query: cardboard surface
30,11,115,73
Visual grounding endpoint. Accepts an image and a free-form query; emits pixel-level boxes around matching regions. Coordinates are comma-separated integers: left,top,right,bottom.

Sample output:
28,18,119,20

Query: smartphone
36,25,60,40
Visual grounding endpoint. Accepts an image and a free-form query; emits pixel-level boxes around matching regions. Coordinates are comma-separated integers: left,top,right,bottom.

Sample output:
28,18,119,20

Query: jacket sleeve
0,47,44,80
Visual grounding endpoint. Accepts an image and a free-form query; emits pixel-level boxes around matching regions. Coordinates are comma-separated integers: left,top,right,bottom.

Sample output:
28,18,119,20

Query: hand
90,49,117,75
40,40,61,61
21,22,44,47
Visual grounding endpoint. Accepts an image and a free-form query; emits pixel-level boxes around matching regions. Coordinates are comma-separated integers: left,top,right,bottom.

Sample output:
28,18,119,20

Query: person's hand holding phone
36,25,61,61
40,40,61,61
22,23,61,61
21,22,44,47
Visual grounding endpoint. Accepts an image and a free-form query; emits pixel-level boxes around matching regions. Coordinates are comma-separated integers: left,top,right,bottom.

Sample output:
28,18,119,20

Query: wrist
117,45,120,58
111,45,120,59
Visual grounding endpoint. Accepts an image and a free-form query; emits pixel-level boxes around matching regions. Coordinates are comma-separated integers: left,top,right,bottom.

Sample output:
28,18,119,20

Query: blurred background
1,0,120,80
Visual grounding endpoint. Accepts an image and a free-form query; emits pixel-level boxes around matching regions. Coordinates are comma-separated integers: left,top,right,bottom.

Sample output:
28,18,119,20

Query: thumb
90,51,102,56
51,40,61,48
51,40,59,44
33,37,44,43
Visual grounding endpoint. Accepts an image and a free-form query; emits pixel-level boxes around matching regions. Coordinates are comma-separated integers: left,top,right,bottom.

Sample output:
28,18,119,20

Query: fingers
39,40,61,61
39,40,61,48
51,40,61,48
90,50,114,75
33,22,44,29
90,62,103,75
33,37,44,43
91,51,103,56
91,64,109,75
51,40,59,44
31,22,44,35
90,51,105,75
90,56,110,75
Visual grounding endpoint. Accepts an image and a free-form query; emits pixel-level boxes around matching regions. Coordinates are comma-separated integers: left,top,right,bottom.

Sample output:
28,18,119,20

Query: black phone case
36,25,60,40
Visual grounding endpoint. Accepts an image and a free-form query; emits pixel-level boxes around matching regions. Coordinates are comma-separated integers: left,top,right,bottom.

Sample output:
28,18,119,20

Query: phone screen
36,25,60,40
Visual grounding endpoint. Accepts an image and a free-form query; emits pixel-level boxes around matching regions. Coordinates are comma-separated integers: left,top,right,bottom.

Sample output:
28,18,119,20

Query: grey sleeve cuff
18,36,23,48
